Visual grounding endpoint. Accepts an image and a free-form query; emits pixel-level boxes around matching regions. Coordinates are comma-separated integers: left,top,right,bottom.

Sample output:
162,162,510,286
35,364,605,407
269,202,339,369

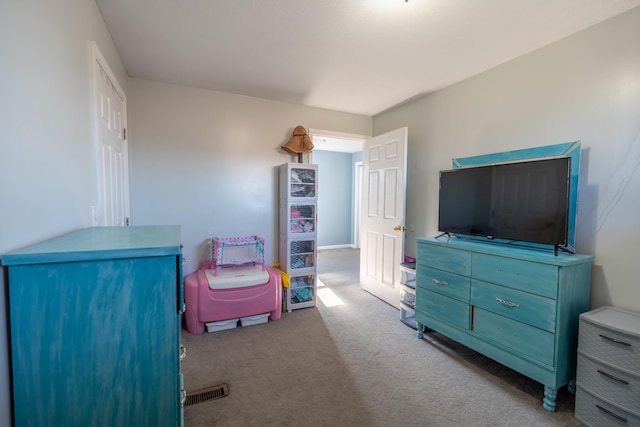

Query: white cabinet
399,262,416,329
279,163,318,310
575,306,640,426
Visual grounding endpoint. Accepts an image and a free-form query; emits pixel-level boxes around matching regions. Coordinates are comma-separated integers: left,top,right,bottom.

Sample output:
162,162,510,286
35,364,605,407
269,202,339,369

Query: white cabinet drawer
577,352,640,411
579,318,640,374
575,385,640,427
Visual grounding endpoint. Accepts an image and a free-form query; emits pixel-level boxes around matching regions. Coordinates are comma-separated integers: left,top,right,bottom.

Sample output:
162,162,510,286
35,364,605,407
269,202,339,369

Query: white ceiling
96,0,640,116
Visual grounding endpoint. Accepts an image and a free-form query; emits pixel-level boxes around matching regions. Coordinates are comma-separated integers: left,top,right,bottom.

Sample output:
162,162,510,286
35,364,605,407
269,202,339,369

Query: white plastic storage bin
400,287,415,308
286,274,316,310
400,261,416,329
240,313,269,327
281,238,316,272
279,163,318,200
400,302,417,329
400,262,416,289
285,204,316,235
206,318,239,332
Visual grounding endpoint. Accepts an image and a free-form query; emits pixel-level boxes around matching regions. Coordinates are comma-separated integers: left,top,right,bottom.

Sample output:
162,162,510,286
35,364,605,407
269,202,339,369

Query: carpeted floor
181,248,583,426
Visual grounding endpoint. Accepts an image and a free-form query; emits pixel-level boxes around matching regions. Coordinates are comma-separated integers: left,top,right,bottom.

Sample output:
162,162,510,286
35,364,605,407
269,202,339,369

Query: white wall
128,78,372,275
0,0,128,424
374,7,640,312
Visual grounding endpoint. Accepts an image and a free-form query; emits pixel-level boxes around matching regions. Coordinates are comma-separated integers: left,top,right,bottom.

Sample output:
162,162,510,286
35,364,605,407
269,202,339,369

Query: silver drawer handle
599,334,632,347
432,278,448,286
596,404,628,423
496,297,520,308
597,369,629,385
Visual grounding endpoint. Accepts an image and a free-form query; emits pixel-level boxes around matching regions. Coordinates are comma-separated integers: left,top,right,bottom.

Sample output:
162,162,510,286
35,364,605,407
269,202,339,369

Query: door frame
91,41,130,226
354,161,363,249
308,129,367,249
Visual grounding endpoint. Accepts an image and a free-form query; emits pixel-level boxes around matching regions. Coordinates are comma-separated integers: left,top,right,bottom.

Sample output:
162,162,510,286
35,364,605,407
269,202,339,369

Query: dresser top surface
417,236,594,266
2,226,182,266
580,306,640,337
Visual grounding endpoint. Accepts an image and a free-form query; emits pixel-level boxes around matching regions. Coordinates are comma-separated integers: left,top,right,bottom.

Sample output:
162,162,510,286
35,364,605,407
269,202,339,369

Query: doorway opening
309,130,366,251
308,129,366,288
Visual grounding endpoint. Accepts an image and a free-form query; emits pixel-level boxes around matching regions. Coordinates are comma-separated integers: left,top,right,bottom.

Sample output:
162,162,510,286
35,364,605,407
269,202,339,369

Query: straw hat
282,125,314,154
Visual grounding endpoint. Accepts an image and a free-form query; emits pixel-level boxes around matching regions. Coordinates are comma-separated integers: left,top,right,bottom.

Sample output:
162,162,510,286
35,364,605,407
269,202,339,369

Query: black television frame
439,141,582,254
438,157,571,251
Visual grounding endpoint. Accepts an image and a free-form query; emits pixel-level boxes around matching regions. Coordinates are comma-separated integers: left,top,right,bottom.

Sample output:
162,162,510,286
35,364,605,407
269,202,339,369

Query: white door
93,43,130,226
360,127,408,308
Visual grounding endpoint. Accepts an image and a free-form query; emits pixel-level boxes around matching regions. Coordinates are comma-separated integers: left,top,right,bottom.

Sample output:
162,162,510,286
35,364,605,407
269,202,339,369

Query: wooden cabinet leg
543,386,557,412
416,322,424,339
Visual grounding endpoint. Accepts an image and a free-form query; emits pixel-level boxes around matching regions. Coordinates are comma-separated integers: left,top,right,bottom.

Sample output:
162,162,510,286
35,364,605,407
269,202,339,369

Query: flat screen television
438,157,571,249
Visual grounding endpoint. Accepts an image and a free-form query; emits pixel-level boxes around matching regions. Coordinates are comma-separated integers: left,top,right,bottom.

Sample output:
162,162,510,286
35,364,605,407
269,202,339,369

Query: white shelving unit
279,162,318,311
399,262,416,328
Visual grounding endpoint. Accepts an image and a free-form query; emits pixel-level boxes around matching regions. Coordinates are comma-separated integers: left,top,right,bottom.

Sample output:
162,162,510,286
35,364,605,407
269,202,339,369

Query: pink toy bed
184,262,282,334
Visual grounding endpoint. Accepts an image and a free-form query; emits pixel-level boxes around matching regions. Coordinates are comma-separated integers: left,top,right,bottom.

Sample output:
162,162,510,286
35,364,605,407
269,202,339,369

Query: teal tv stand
415,236,593,412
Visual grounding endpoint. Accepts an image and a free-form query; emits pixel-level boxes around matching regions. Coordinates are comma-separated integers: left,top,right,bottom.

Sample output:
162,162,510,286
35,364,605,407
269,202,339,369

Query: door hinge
122,127,127,140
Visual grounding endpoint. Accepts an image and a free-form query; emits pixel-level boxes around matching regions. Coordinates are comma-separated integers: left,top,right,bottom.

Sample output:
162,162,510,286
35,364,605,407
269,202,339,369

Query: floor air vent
185,383,230,407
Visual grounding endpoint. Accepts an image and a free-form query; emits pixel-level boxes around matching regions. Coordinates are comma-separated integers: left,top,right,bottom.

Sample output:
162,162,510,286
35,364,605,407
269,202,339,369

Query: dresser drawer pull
596,404,628,423
597,369,629,384
432,278,448,286
495,297,519,308
599,334,632,347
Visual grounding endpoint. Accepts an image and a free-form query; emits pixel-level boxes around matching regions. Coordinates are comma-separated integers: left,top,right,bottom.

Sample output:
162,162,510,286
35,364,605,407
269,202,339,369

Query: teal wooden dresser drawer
473,253,558,299
471,280,557,333
417,264,470,302
417,243,471,276
416,288,470,330
473,308,555,366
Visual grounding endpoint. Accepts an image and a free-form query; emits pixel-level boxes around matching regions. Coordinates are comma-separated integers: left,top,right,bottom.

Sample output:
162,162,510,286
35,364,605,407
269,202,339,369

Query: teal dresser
415,236,594,412
3,226,184,427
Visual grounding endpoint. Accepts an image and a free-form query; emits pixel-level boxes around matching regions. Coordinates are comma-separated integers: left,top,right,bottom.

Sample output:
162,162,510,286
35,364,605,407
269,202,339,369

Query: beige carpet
181,248,583,426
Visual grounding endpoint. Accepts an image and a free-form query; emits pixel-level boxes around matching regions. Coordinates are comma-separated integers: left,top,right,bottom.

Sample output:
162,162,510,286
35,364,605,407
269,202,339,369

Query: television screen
438,157,570,246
